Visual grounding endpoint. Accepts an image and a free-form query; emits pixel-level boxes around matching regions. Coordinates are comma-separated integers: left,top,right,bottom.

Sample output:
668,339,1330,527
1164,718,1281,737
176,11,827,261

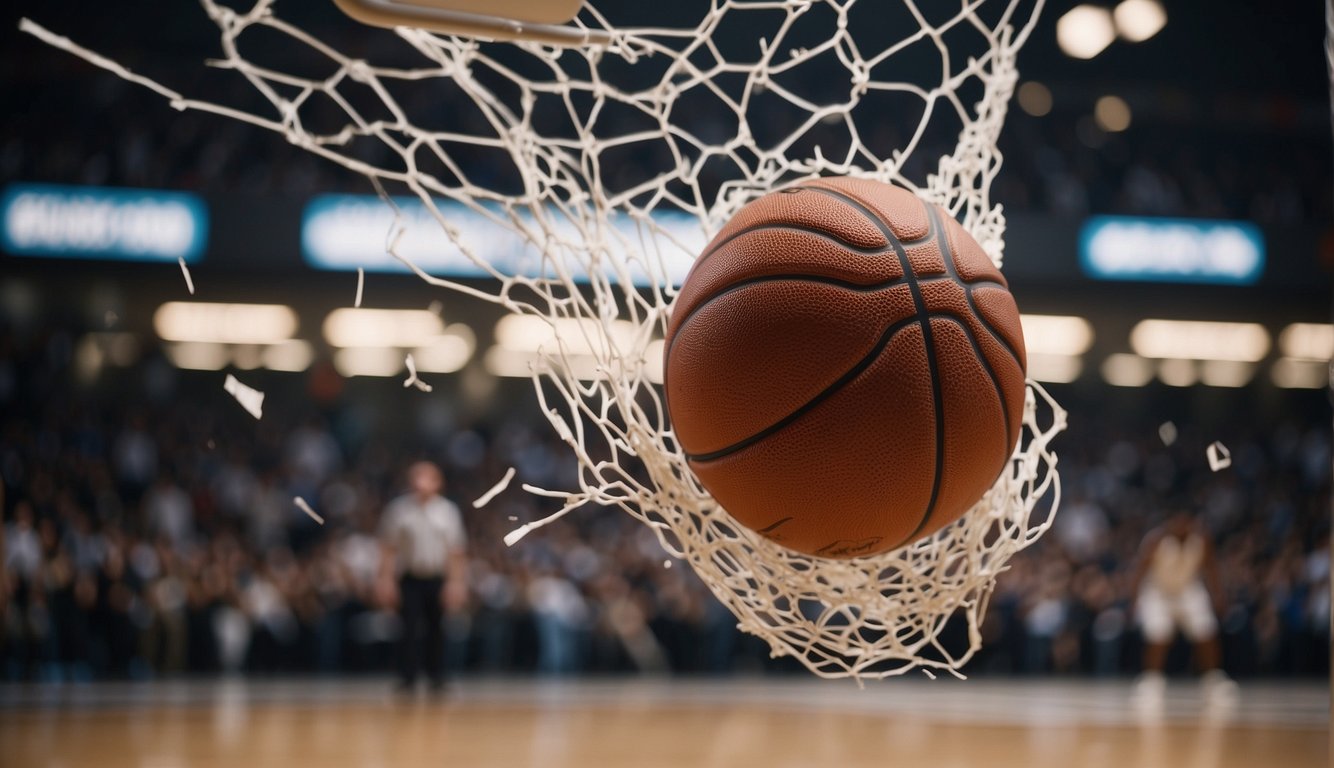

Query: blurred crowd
0,324,1329,682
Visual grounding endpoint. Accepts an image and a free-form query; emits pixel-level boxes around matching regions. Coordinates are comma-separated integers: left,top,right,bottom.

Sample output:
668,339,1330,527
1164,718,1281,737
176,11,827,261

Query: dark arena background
0,1,1329,766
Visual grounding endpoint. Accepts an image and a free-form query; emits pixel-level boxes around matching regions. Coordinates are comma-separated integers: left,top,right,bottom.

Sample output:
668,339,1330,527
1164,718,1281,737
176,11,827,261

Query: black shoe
393,678,417,695
427,678,448,696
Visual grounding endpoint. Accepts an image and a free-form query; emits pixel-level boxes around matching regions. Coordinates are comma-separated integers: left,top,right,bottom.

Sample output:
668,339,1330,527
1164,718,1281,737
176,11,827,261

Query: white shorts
1137,581,1218,644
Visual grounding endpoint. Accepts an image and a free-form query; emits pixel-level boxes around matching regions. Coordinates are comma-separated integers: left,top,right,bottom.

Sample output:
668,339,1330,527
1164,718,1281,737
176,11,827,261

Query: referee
378,461,468,692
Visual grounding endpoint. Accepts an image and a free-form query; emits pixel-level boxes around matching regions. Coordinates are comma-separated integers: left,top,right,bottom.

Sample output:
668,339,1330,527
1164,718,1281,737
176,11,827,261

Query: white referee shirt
379,493,467,578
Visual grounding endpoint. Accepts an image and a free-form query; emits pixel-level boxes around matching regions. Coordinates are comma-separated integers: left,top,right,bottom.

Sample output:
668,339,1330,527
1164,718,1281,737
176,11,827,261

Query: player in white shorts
1131,511,1236,705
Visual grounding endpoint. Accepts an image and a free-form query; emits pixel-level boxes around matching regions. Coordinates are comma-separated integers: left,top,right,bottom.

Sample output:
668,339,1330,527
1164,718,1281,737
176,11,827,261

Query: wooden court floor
0,679,1327,768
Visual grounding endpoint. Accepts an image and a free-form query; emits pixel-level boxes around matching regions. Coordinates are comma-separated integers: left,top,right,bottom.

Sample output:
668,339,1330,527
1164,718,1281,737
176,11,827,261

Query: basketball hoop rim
331,0,612,46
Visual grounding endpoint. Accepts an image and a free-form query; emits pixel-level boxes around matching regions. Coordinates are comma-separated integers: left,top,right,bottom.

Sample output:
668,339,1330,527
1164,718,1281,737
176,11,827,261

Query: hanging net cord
21,0,1065,679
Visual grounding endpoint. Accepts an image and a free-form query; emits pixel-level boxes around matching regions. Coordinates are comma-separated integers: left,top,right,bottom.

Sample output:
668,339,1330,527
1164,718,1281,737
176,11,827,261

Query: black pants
398,575,444,685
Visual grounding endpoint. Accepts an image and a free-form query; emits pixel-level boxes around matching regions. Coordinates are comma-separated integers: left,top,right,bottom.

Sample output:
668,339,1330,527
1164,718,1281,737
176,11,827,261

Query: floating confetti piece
1206,441,1231,472
178,256,195,295
402,354,433,392
473,467,517,509
223,374,264,419
294,496,325,525
354,267,364,307
1158,421,1178,446
507,515,518,522
663,560,672,569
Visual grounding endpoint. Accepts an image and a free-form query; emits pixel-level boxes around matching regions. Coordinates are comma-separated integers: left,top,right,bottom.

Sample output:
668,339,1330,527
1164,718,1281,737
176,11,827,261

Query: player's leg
423,577,445,690
1137,585,1173,673
397,576,424,688
1134,585,1172,710
1178,582,1236,700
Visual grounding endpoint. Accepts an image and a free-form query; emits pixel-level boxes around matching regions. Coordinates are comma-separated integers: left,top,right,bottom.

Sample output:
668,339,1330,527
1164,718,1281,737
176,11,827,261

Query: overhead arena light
74,332,142,380
1271,358,1329,389
412,325,476,374
1199,360,1255,388
1113,0,1167,43
262,340,315,372
644,339,666,385
231,345,264,370
1129,319,1270,362
164,342,229,371
84,332,140,367
1027,353,1083,384
1056,5,1116,60
154,302,298,345
334,347,404,377
484,347,608,381
1094,95,1132,132
1157,358,1198,387
1020,314,1095,356
1017,81,1053,117
494,315,638,355
323,308,445,348
1278,323,1334,361
1101,353,1154,387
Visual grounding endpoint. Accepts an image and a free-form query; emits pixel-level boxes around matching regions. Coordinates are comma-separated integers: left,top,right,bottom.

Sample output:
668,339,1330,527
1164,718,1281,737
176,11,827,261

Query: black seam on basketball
927,314,1013,462
796,185,933,243
667,272,914,358
889,254,946,550
676,271,982,339
664,272,976,441
695,219,895,270
684,314,920,463
805,185,946,550
757,517,794,534
927,205,1025,370
925,206,1014,449
964,284,1024,370
673,302,1016,458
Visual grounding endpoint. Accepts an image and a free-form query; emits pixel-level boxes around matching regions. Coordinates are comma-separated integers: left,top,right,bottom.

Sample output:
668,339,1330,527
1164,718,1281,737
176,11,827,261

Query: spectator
1131,511,1237,708
377,461,468,692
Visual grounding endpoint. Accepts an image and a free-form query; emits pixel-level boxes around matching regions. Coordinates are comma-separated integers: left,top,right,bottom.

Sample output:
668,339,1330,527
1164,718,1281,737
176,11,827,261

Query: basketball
664,178,1027,558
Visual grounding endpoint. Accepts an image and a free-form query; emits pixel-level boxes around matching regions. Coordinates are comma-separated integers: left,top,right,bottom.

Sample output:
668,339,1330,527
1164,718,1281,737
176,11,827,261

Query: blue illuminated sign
1,183,208,263
301,195,702,286
1080,216,1264,285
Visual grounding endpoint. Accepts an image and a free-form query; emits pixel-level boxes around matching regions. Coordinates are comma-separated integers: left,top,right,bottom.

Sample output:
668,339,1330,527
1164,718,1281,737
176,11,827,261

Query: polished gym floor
1,678,1326,768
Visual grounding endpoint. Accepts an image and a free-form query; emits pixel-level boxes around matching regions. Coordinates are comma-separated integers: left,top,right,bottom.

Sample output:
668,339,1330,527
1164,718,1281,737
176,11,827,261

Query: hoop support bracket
332,0,612,46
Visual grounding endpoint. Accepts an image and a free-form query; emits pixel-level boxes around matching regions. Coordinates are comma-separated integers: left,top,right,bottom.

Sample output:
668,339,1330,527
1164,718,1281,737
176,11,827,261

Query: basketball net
22,0,1064,680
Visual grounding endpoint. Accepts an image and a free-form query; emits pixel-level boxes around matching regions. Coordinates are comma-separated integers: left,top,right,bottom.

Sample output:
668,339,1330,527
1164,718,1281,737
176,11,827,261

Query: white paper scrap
223,374,264,420
294,496,325,525
178,257,195,295
1206,441,1231,472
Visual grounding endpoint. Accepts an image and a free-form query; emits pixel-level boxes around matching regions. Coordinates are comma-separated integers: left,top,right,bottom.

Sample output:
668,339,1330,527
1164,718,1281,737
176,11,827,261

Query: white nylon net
23,0,1065,679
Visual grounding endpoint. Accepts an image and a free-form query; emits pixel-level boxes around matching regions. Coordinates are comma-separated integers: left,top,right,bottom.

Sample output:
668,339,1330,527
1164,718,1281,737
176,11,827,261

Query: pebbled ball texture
664,177,1027,559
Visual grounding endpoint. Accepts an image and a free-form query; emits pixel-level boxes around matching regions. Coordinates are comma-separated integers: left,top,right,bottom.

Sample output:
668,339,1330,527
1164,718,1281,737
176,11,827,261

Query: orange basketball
664,177,1027,558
